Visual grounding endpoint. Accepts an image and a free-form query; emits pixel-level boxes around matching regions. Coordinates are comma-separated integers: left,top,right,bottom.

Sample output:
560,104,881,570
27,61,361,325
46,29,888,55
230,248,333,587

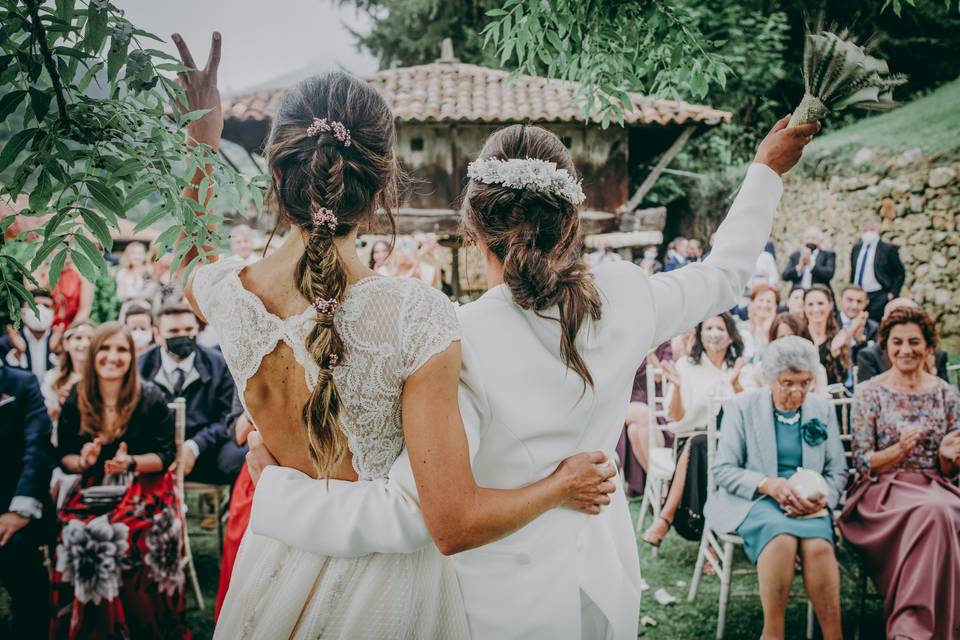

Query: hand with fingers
896,426,925,462
753,115,821,175
0,512,30,547
79,436,104,471
104,441,132,475
939,431,960,467
171,31,223,149
553,451,617,515
245,430,278,485
759,476,806,514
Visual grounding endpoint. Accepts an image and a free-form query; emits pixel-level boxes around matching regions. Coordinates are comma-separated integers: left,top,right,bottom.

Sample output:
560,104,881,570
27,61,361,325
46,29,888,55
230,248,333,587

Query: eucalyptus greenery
0,0,263,324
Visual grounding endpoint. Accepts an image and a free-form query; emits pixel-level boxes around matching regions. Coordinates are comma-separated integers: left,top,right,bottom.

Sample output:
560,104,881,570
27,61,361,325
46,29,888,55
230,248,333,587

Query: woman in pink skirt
839,306,960,640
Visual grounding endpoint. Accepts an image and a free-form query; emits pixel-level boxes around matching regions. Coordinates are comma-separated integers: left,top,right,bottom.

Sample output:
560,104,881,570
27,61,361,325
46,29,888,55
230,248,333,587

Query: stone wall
774,148,960,351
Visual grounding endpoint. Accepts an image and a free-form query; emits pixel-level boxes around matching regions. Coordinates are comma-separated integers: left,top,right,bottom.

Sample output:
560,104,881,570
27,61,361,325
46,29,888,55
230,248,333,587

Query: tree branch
26,0,70,127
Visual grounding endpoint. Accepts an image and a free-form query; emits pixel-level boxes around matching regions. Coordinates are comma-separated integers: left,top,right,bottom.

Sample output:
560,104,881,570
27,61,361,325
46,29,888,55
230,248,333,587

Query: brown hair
750,282,781,304
463,125,602,388
264,72,400,476
879,306,938,353
803,284,850,369
77,322,140,438
768,312,812,343
55,320,97,392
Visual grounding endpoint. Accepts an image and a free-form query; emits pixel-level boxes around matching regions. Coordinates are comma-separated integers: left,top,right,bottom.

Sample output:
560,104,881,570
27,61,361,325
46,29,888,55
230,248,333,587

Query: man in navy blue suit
139,303,243,485
850,215,906,322
0,362,57,639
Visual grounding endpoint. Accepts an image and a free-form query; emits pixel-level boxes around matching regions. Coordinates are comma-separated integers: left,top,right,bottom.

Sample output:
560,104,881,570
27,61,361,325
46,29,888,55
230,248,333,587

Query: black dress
57,381,176,481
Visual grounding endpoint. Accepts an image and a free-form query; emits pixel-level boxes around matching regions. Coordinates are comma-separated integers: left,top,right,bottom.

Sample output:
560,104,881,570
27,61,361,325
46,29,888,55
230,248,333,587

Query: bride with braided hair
171,34,616,638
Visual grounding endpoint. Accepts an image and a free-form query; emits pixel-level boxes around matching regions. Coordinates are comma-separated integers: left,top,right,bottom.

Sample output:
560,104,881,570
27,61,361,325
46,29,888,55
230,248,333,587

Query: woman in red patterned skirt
53,322,188,639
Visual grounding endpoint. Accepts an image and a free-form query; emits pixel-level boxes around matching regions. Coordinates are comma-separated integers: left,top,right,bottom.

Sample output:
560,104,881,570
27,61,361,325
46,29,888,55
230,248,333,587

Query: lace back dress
192,257,469,639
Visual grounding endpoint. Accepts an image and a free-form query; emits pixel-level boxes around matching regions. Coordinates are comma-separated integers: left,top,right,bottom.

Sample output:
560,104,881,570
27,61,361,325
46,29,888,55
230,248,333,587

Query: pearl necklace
777,411,801,425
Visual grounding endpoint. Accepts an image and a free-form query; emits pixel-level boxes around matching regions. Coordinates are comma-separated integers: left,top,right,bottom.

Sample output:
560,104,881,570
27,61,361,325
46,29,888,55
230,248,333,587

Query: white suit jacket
248,163,783,639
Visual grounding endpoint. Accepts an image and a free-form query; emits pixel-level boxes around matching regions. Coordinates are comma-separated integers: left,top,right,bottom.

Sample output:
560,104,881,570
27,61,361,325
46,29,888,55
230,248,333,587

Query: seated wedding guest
634,245,663,275
738,282,780,362
803,284,850,385
368,239,391,272
122,303,156,357
686,238,704,263
782,224,835,289
1,288,59,382
642,313,745,546
837,284,877,365
53,322,186,639
839,306,960,640
617,341,674,497
856,298,948,383
115,241,153,302
741,313,829,394
705,336,846,640
41,321,95,424
749,240,780,289
786,286,805,317
0,362,57,639
229,224,259,265
140,303,242,484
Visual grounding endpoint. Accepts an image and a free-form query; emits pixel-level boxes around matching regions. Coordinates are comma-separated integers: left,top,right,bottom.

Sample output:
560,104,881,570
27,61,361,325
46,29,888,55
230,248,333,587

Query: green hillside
805,76,960,159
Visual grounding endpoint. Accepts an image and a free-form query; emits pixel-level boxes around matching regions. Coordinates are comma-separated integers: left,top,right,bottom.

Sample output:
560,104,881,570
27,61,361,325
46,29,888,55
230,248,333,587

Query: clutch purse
787,467,829,519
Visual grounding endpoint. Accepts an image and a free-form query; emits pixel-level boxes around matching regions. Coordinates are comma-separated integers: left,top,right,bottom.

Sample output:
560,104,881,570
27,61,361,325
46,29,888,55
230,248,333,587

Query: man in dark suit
0,363,57,639
855,298,948,383
850,214,906,322
0,289,59,382
838,285,879,365
140,303,244,485
782,225,836,289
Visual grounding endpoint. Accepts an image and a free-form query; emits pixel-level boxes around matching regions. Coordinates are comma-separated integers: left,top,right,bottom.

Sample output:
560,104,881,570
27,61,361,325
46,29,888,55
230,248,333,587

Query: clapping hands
79,436,105,471
104,442,132,475
939,431,960,466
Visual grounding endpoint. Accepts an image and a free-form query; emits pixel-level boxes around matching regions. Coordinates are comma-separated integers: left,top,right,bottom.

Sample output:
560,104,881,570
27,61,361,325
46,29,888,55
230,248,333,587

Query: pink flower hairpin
312,297,338,315
328,354,339,368
312,208,338,233
306,117,352,147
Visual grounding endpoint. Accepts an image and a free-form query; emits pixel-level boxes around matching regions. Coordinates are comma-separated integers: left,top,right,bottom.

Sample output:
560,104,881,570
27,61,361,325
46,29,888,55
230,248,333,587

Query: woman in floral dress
53,322,187,639
839,307,960,640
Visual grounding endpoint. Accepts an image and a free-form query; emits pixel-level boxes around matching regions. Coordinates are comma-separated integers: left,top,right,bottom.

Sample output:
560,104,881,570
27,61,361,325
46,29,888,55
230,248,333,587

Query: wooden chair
687,397,816,640
635,363,678,558
170,398,205,610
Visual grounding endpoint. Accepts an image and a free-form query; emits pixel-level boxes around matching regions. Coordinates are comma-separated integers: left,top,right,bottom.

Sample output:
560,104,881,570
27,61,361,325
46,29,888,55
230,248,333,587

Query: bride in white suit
245,120,819,638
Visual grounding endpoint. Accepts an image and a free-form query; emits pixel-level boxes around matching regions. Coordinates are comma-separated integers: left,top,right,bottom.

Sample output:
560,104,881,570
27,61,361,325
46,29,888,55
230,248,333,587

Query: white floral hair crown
466,157,586,205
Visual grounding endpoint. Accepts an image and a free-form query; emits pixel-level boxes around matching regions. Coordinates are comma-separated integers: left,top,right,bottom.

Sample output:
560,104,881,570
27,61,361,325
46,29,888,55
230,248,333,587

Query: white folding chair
687,397,815,640
635,363,677,558
170,398,205,610
948,362,960,387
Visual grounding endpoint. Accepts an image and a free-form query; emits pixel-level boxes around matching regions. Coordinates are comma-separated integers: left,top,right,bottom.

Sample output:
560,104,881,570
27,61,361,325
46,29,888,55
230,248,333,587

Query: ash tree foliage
0,0,262,323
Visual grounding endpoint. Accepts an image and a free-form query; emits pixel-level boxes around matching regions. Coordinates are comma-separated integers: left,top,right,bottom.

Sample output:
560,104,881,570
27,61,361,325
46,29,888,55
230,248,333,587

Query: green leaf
84,4,108,53
55,0,75,22
154,223,181,251
124,182,155,210
86,179,124,218
29,170,50,211
107,35,129,83
74,231,105,269
134,201,169,232
48,250,67,289
28,87,51,122
0,128,36,174
0,89,27,123
78,61,104,92
31,234,64,270
79,207,113,251
69,245,101,283
486,9,509,17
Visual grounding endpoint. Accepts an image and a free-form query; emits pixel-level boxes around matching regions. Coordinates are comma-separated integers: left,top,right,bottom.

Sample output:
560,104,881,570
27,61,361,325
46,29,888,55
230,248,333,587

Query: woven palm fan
788,30,907,128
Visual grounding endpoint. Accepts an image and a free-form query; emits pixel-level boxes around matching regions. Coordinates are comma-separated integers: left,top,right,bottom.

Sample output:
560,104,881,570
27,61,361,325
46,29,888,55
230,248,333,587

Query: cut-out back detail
192,257,460,479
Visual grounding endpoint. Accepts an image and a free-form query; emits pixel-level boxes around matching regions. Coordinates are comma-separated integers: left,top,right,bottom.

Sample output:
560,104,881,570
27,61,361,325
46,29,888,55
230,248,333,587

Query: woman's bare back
188,247,460,483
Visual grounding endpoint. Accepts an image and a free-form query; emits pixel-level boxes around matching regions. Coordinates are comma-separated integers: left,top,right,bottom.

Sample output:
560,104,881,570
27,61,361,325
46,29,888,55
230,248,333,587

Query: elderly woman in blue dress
704,336,848,640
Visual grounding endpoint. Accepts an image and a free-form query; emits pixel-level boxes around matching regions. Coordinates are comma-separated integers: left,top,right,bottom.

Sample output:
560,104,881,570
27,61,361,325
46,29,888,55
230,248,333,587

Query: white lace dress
191,257,469,640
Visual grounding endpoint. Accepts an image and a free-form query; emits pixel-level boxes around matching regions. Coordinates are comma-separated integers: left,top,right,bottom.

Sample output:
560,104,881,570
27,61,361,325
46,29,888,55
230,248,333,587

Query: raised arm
167,33,224,321
648,117,818,346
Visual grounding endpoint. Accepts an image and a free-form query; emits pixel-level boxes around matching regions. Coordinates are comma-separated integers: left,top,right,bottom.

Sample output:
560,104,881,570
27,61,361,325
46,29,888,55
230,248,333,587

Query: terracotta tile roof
222,62,731,127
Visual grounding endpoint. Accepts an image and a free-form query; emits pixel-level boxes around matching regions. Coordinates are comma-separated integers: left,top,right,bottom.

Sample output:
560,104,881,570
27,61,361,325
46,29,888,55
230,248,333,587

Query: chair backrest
168,398,187,500
948,362,960,388
645,362,673,453
704,394,726,498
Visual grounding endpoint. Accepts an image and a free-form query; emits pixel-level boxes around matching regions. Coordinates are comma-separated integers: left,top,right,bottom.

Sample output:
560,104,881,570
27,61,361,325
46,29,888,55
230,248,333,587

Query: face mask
701,327,731,353
805,243,818,251
644,250,658,261
23,305,53,332
165,335,196,360
861,231,879,245
131,329,153,349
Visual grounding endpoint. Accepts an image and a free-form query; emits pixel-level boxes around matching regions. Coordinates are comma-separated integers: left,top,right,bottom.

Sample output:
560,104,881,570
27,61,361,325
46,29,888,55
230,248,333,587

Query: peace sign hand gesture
171,32,223,149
